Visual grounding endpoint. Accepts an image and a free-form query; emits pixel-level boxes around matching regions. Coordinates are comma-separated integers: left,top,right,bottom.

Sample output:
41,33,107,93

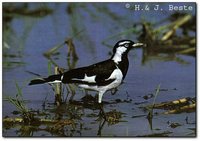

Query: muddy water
3,3,196,137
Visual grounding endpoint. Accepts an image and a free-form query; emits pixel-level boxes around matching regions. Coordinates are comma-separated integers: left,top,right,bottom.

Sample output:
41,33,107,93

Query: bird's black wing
87,60,117,86
62,60,117,86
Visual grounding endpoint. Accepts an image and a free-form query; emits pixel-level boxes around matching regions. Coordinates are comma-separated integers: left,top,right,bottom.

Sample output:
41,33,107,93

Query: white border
0,0,198,140
0,0,198,2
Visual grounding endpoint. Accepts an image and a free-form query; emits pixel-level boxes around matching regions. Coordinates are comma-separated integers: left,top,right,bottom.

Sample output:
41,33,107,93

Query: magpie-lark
29,40,144,103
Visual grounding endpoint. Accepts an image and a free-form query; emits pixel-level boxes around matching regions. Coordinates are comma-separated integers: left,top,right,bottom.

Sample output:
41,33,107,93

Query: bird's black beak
132,43,146,48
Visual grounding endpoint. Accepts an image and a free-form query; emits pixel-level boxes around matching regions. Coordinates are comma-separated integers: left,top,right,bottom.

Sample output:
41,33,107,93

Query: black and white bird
29,40,144,103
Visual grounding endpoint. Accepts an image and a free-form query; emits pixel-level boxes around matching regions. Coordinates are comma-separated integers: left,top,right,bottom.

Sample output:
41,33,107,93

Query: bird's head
113,40,144,54
111,40,144,64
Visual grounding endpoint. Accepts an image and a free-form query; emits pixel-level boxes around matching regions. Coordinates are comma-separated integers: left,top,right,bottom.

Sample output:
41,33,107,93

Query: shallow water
2,2,196,137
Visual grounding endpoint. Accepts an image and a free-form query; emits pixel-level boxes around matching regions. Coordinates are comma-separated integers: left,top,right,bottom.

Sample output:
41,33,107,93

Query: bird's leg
98,103,106,119
98,91,105,104
97,91,106,119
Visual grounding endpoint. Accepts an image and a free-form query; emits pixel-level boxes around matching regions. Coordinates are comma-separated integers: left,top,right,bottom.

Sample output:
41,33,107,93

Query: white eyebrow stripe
119,41,130,46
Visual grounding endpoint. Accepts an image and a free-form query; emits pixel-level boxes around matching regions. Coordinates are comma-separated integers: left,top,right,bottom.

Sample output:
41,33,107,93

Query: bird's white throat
112,47,127,64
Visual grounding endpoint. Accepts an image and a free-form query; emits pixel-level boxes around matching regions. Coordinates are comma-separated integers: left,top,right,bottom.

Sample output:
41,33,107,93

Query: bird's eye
124,44,129,47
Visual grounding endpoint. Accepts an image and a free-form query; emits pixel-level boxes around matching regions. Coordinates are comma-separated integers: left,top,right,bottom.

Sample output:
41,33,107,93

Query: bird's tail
29,74,62,85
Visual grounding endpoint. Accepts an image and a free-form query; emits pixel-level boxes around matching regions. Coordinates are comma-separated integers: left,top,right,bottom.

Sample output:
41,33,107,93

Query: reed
147,84,161,130
6,81,34,124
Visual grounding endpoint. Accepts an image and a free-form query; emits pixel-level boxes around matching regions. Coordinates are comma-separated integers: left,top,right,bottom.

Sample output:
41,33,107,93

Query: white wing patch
48,80,62,84
72,74,96,83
